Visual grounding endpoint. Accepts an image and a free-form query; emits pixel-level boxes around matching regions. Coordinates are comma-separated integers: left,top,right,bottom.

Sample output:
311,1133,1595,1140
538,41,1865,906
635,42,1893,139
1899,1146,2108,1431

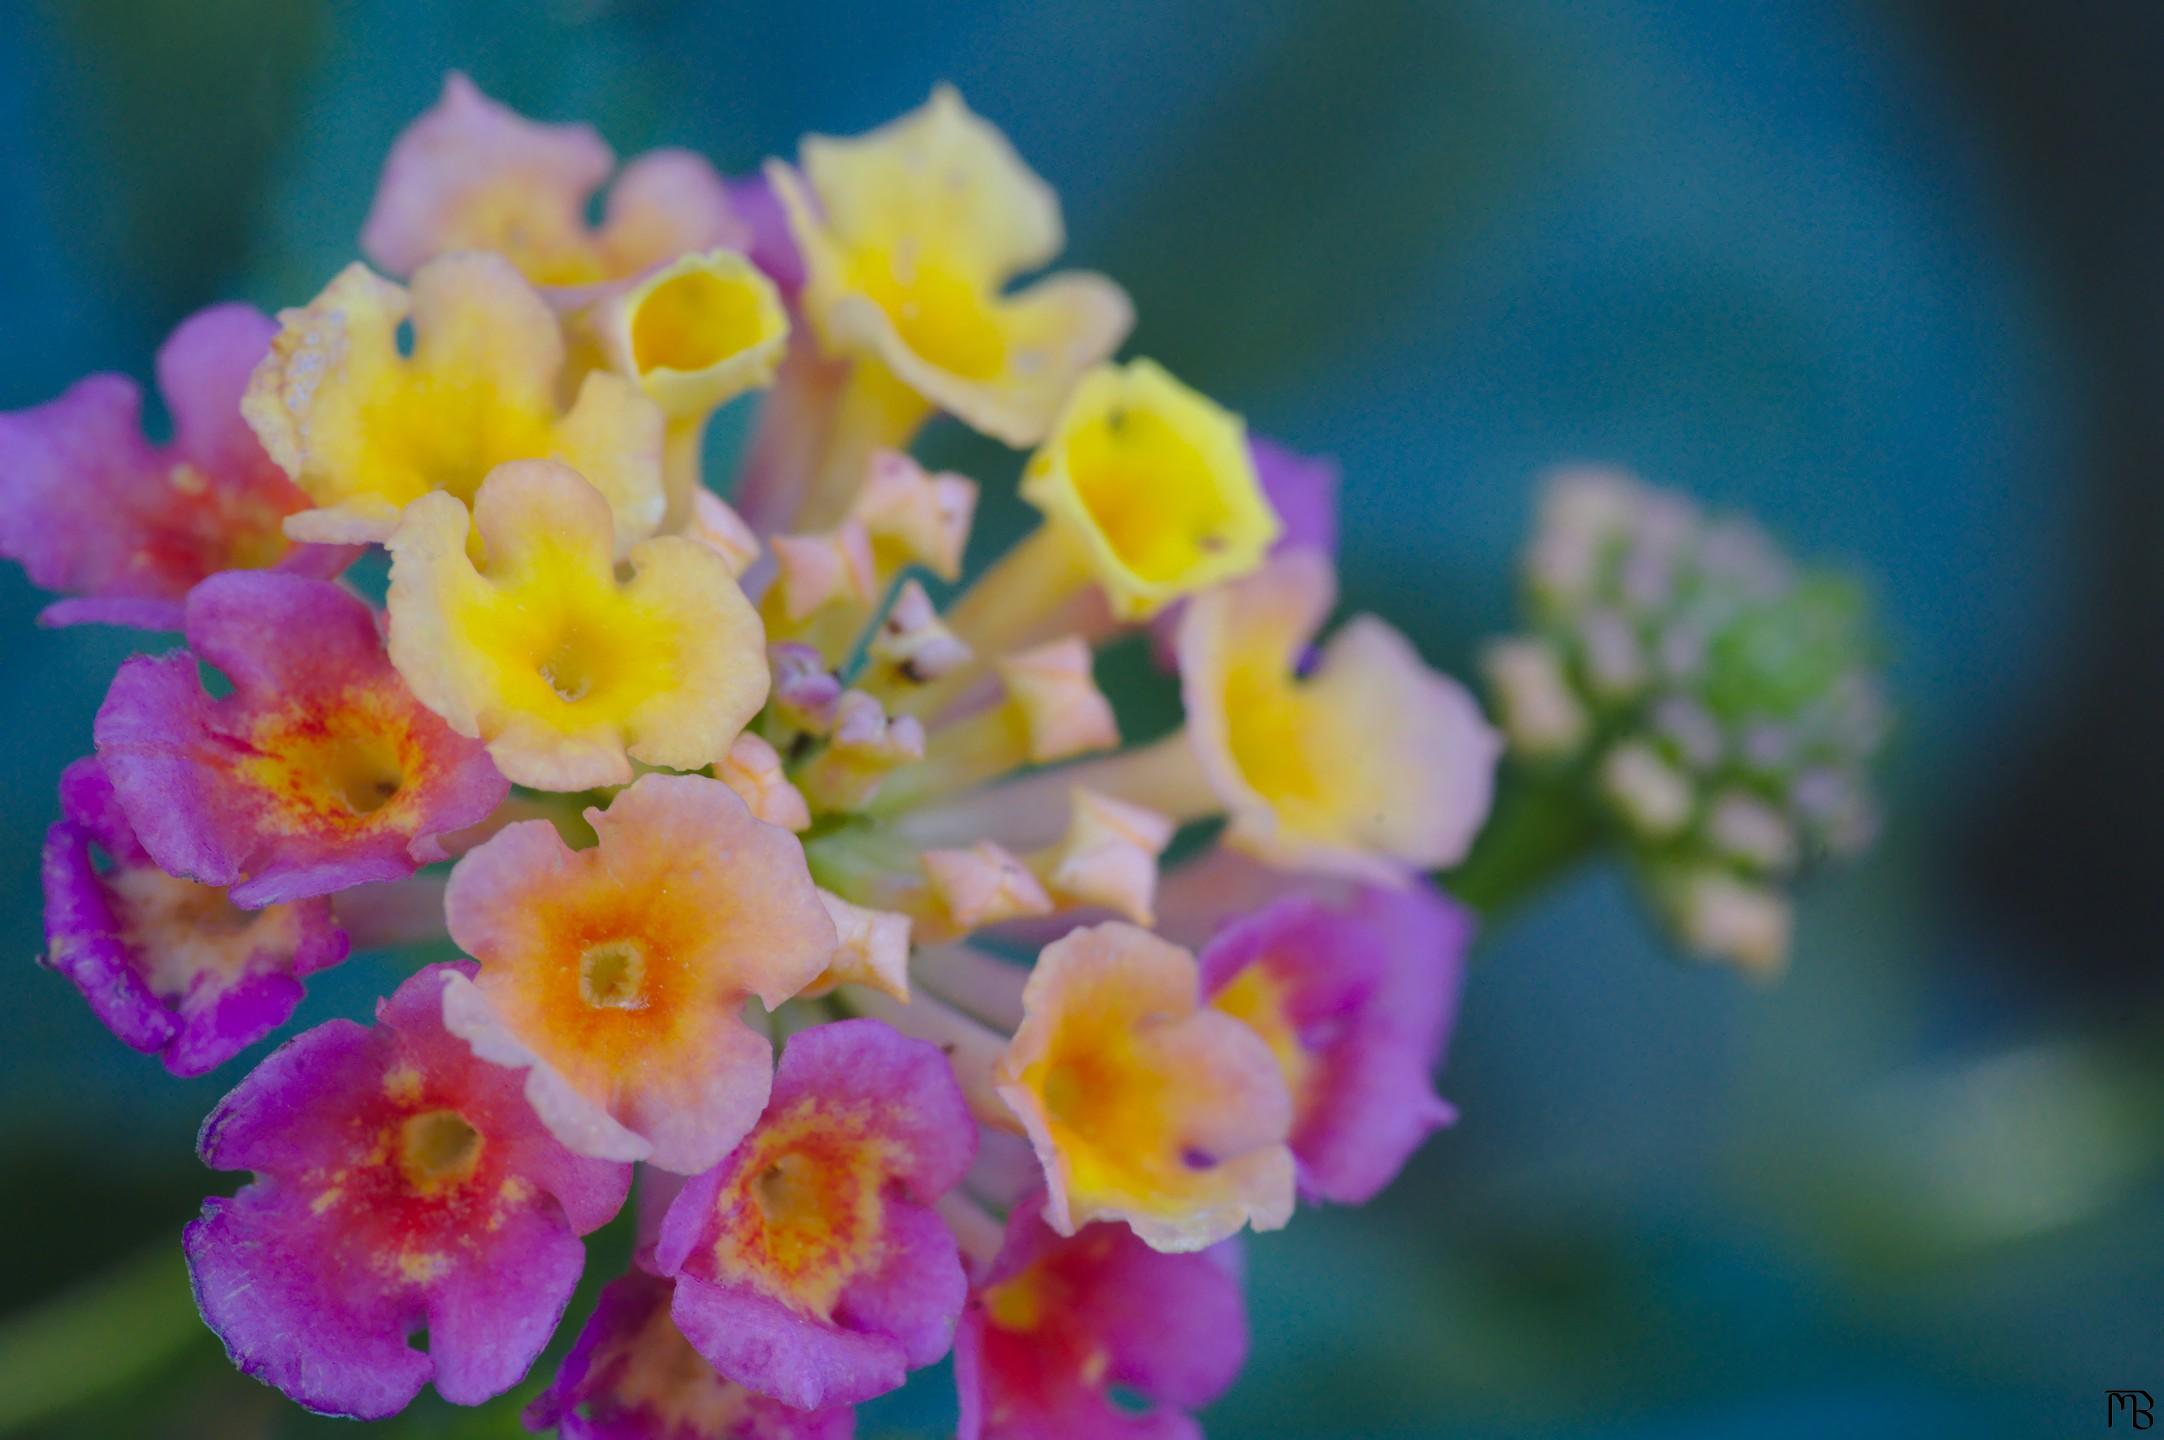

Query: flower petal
386,460,766,790
93,572,505,907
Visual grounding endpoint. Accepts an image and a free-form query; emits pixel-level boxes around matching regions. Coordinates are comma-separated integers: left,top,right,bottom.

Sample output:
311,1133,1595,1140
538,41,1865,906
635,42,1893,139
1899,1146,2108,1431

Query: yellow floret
244,254,664,550
385,459,765,790
1021,360,1280,620
775,85,1131,447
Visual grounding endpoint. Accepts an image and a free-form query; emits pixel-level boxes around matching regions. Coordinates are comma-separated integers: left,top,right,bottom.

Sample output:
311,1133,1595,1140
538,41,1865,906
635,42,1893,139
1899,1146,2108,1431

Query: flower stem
897,730,1215,851
1444,763,1605,919
835,983,1016,1129
913,944,1030,1030
892,526,1092,721
937,1191,1008,1271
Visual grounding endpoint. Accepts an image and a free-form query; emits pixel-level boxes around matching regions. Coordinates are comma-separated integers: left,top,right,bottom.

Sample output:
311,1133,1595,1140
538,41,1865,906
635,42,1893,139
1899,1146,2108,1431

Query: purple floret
39,756,349,1076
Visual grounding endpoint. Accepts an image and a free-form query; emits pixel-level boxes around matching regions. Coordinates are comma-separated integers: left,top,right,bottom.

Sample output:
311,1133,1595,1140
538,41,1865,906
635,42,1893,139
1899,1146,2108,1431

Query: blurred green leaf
0,1243,200,1434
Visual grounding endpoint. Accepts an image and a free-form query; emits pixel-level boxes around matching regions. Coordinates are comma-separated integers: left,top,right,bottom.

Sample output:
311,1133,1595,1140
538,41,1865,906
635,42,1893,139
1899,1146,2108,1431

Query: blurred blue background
1,2,2156,1436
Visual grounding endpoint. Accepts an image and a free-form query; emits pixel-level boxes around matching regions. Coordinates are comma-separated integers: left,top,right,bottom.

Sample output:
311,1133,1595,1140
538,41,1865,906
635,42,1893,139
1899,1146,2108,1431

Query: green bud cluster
1482,468,1889,975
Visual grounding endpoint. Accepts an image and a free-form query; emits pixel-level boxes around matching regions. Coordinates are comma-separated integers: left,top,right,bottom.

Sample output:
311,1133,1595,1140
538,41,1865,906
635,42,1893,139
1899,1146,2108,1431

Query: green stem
1444,764,1605,920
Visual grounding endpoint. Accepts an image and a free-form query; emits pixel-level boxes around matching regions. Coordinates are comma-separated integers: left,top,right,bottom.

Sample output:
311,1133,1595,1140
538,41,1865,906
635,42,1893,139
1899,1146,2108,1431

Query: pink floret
655,1020,975,1412
955,1197,1247,1440
0,304,349,627
93,570,506,908
185,963,631,1419
1198,882,1471,1205
39,756,349,1076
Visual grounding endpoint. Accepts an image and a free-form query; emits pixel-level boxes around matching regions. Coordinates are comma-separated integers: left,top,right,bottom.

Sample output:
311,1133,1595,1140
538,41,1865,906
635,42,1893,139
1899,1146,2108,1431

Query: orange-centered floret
439,773,835,1174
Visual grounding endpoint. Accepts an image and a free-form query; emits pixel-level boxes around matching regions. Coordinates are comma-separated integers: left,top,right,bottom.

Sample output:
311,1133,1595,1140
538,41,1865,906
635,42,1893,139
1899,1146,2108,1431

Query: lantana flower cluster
3,79,1887,1436
7,80,1492,1435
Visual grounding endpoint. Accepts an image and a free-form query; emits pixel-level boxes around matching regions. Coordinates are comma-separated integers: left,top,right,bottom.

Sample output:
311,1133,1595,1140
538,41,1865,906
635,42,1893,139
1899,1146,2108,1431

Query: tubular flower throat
1021,359,1279,621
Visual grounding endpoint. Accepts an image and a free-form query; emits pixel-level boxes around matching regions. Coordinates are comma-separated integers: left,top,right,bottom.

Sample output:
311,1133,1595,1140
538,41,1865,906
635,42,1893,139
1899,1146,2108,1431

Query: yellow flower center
1064,404,1241,585
454,559,684,740
1040,1056,1104,1129
397,1109,484,1194
981,1269,1049,1333
323,737,408,816
370,380,558,509
631,266,777,376
241,703,414,828
577,938,649,1009
109,869,305,1001
1024,1032,1199,1208
752,1151,825,1226
1020,361,1277,619
704,1101,899,1321
1222,666,1331,822
851,247,1007,380
538,625,614,705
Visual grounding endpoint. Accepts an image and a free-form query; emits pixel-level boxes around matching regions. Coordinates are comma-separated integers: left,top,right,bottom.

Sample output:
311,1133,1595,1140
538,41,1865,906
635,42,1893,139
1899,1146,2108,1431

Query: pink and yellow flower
243,254,664,546
40,758,349,1076
994,922,1294,1252
361,71,743,294
527,1271,854,1440
1199,883,1471,1205
440,774,834,1173
186,963,631,1419
956,1199,1247,1440
0,304,348,629
1177,550,1500,880
385,459,767,790
654,1019,976,1411
774,85,1130,449
91,571,506,908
